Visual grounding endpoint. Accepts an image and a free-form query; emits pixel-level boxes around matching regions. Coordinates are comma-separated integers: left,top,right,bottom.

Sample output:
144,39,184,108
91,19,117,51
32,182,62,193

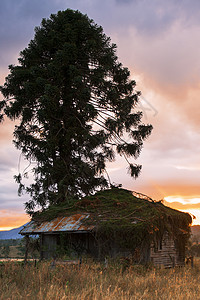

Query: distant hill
191,225,200,243
0,224,27,240
191,225,200,235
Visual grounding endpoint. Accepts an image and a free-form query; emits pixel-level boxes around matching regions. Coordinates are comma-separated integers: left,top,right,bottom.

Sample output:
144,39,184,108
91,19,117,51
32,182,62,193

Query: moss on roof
32,188,192,249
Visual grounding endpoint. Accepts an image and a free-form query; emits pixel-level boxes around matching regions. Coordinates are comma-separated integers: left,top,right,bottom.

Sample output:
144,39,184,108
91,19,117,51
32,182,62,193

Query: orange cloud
127,180,200,201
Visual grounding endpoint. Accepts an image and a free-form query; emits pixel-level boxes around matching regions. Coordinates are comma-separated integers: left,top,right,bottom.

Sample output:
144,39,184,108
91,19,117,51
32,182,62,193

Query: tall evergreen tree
0,9,152,214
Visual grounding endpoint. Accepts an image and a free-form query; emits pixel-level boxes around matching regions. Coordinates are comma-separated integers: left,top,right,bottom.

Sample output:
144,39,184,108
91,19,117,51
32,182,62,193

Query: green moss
32,188,192,252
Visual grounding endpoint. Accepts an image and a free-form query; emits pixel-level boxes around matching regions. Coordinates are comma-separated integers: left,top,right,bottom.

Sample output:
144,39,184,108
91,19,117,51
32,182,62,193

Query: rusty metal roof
19,214,94,235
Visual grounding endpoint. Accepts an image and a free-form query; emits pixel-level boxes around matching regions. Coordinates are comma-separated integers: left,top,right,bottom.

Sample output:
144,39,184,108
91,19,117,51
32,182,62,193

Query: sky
0,0,200,230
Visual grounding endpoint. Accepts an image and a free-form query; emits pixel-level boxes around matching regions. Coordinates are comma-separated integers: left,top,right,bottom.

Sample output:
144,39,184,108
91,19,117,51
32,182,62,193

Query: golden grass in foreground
0,260,200,299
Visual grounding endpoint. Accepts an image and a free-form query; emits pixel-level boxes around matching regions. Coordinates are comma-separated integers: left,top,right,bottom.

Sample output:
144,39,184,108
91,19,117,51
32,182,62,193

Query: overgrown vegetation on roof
32,188,192,252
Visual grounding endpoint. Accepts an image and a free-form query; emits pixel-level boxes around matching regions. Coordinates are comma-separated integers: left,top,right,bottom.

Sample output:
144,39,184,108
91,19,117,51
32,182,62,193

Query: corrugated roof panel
19,214,94,235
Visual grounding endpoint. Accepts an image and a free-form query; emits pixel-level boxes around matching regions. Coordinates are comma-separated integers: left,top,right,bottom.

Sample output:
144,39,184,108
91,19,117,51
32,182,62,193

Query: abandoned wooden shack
19,188,192,267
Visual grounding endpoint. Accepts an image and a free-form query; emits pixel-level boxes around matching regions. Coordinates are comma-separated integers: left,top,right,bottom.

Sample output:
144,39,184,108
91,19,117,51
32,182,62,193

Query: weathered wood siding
42,234,58,259
39,231,186,266
150,233,184,267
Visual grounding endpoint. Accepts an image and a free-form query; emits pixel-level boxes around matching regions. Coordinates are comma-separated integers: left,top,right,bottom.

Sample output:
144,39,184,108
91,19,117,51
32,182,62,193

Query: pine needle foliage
0,9,152,214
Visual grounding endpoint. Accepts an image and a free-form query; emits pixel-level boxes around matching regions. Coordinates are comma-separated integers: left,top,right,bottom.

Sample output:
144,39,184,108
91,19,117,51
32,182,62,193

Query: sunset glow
0,227,16,231
179,209,200,226
164,196,200,225
0,211,30,231
164,196,200,206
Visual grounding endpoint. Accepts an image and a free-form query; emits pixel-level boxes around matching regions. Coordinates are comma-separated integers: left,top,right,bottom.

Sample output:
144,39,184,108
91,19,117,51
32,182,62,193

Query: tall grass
0,259,199,299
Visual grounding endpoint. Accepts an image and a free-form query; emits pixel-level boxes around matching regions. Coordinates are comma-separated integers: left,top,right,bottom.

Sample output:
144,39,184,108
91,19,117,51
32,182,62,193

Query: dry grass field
0,246,22,258
0,259,199,300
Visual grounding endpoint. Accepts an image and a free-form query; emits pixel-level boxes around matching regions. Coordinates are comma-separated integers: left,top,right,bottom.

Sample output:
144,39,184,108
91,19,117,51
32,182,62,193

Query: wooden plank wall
150,233,184,267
